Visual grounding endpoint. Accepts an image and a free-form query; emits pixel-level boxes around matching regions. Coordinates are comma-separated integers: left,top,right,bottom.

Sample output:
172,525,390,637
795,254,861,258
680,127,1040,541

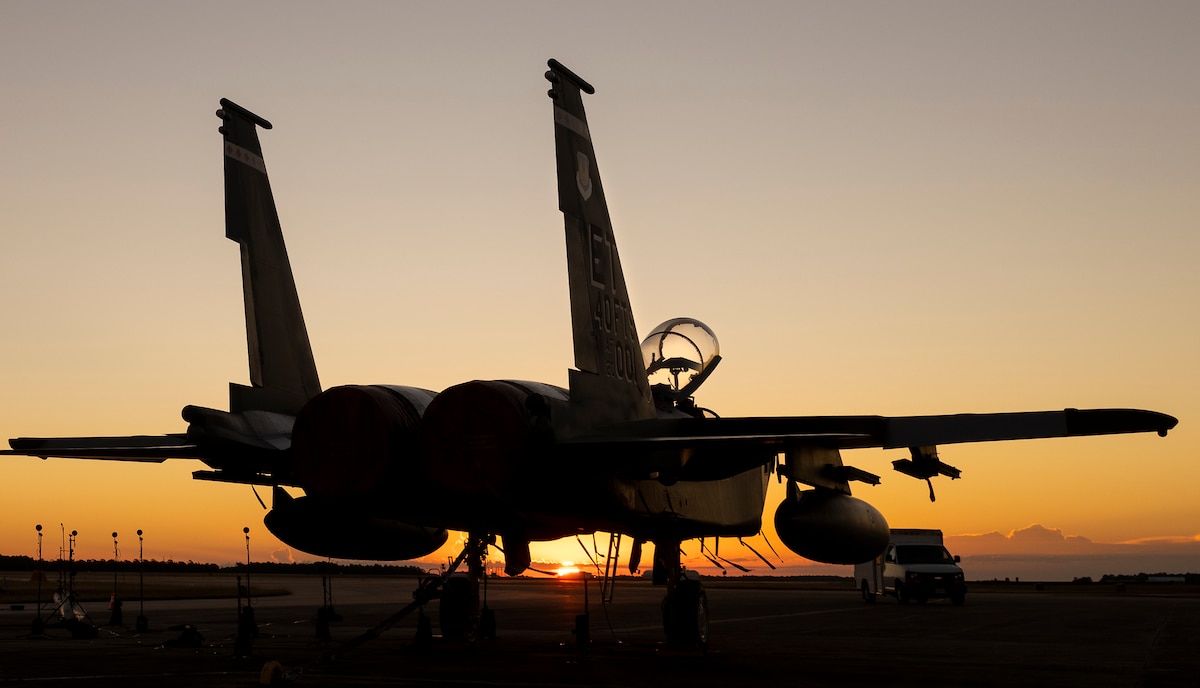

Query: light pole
68,530,77,600
243,526,251,605
65,529,78,622
108,531,122,626
235,526,256,656
32,524,43,635
136,529,148,632
111,532,119,595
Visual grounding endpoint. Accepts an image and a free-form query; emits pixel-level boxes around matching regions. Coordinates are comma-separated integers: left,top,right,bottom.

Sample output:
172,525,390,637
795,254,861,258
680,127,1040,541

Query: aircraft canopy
642,318,720,393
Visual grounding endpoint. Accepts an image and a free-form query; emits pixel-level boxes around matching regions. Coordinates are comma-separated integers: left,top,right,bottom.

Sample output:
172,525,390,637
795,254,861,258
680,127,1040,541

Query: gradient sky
2,2,1196,581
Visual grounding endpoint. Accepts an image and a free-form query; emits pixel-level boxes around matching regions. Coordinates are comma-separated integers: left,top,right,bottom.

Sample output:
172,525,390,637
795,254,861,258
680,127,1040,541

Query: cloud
1117,534,1200,546
945,524,1200,580
271,547,295,563
951,524,1094,555
1009,524,1091,546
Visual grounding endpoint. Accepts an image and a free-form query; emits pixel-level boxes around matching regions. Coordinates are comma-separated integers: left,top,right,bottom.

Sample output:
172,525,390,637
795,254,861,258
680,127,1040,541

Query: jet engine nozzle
291,384,436,499
773,489,890,565
419,380,539,497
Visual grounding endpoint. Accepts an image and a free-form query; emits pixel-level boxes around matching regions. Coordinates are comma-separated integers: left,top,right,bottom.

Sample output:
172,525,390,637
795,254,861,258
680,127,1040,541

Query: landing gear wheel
414,610,433,647
861,581,875,604
259,660,284,685
438,575,478,641
478,606,496,640
662,578,708,650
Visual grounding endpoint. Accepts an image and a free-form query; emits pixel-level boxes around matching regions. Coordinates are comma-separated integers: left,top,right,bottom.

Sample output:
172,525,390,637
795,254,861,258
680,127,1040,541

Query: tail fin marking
547,61,654,430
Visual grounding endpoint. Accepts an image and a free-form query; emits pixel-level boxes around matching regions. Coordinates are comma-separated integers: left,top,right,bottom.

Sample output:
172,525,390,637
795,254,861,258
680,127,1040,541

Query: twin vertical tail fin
215,69,645,426
216,100,321,415
546,61,655,432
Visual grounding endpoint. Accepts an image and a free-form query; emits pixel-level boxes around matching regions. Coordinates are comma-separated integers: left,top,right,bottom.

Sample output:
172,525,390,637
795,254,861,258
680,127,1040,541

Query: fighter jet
4,59,1176,647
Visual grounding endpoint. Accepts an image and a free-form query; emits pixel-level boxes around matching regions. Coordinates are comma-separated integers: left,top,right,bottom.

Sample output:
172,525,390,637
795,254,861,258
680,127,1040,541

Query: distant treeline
703,574,853,583
1093,572,1200,584
0,554,427,576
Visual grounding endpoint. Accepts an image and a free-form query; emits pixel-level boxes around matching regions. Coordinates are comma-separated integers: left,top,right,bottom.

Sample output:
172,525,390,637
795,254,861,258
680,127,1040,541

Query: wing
603,407,1177,448
563,407,1178,484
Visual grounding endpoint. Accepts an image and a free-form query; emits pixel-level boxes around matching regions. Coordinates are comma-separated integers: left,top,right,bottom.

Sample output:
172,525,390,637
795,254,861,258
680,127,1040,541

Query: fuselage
276,379,769,559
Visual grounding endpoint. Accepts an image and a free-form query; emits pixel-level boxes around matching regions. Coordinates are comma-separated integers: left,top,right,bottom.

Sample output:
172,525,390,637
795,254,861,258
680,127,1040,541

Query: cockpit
640,317,722,410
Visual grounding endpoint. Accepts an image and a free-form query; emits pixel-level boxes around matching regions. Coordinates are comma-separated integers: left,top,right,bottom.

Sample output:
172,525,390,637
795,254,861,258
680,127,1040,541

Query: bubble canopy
640,318,721,394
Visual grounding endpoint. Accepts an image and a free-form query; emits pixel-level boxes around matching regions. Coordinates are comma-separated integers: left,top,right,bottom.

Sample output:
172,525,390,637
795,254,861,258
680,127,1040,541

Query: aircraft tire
259,660,283,684
478,606,496,640
861,581,875,604
662,579,708,649
439,576,478,641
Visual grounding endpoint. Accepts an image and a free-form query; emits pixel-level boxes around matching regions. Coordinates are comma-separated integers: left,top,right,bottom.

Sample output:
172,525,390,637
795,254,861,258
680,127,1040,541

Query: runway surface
1,575,1196,687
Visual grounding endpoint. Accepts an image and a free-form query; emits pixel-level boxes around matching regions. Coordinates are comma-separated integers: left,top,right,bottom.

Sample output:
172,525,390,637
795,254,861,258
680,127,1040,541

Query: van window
894,545,955,565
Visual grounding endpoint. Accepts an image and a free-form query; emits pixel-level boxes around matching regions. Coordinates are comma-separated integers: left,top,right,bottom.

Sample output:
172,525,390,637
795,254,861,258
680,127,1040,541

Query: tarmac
0,574,1196,687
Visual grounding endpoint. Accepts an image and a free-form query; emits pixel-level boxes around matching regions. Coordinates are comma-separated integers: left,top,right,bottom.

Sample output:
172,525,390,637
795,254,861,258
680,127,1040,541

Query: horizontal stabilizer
193,469,276,486
3,434,195,461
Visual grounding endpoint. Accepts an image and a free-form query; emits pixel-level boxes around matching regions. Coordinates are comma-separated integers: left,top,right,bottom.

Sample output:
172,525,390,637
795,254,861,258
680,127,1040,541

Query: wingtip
1063,408,1179,438
1157,412,1179,437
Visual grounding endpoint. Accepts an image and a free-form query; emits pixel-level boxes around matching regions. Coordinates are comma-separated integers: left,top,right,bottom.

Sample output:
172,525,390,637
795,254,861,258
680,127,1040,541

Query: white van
855,528,965,605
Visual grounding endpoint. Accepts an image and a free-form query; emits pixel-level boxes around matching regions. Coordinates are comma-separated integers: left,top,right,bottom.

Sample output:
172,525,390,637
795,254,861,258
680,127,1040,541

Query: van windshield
895,545,955,565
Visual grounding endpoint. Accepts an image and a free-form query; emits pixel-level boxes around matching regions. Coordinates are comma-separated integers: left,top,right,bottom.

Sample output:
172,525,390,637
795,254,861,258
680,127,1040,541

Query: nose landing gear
654,540,709,651
662,573,708,650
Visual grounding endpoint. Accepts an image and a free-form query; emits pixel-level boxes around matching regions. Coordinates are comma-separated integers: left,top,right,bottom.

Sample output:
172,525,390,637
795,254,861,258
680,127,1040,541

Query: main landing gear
437,535,711,650
662,573,708,649
434,533,495,643
264,533,496,679
655,541,709,650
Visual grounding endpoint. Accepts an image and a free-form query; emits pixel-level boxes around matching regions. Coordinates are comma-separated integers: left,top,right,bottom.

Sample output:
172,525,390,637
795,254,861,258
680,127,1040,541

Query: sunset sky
2,2,1196,582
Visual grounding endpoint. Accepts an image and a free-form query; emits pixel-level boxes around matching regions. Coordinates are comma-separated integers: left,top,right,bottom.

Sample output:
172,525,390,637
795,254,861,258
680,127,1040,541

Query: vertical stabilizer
217,99,321,415
546,61,654,431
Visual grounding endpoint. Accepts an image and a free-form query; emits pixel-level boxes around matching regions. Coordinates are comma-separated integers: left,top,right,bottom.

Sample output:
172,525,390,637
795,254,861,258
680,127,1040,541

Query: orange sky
1,2,1197,581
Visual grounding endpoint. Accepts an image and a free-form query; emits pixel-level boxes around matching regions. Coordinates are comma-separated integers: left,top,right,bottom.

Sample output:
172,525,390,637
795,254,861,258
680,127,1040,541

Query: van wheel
951,593,966,606
861,581,875,604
